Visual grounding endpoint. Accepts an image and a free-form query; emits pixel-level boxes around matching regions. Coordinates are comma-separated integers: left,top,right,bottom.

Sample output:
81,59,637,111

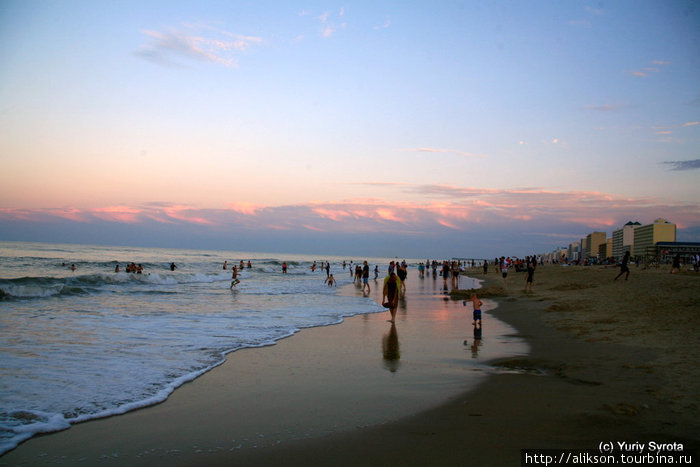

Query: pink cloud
92,206,143,223
228,202,264,216
374,208,402,222
48,208,90,222
162,205,215,225
1,186,698,245
312,208,353,222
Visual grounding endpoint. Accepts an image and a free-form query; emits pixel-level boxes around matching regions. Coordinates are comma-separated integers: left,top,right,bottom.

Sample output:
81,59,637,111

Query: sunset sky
1,1,698,258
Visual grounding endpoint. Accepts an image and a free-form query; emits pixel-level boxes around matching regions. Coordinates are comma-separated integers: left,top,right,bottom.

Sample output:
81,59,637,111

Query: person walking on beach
451,262,460,289
525,257,535,292
397,263,407,295
441,261,450,290
354,264,362,285
614,251,631,281
500,257,509,286
670,253,681,274
374,265,379,280
382,272,401,323
362,261,371,294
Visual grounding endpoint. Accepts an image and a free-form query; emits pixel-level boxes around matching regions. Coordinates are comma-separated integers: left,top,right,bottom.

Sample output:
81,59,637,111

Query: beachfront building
598,238,613,260
656,242,700,264
612,221,640,260
633,219,677,258
583,232,606,260
567,241,581,262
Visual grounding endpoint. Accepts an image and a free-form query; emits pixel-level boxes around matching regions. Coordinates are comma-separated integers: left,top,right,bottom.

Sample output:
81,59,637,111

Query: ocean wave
0,272,232,300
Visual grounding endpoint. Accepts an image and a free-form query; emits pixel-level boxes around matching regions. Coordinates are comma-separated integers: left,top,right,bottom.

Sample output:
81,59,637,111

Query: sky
1,0,698,259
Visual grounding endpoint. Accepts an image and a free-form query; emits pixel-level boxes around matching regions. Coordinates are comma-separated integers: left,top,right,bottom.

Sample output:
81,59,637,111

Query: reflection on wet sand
382,323,400,372
471,323,483,358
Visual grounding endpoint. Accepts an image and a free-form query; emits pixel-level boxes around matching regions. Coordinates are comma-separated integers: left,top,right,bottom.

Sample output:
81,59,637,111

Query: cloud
682,121,699,127
228,202,264,216
312,9,346,38
662,159,700,171
374,18,391,30
135,24,262,68
627,60,670,78
2,188,698,257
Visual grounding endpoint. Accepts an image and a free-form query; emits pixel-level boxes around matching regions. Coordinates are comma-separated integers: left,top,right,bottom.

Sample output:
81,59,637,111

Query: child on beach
463,293,483,326
325,274,336,287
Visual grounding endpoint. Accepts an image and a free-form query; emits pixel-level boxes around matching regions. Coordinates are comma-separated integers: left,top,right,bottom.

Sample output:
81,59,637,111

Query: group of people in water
114,263,144,274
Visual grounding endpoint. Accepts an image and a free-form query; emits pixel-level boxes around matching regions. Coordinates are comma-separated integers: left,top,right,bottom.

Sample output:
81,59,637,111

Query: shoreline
2,265,698,465
1,269,525,466
198,265,699,466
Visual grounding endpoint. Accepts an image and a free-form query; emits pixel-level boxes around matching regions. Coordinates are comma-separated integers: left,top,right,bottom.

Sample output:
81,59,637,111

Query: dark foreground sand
2,265,698,466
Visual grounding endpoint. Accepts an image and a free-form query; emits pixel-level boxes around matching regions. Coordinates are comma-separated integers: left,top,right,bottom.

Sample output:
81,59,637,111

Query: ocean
0,241,401,455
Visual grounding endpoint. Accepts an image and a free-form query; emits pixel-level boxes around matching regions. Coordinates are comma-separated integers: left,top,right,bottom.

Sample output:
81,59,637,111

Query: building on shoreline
544,219,687,264
656,242,700,264
598,237,613,259
612,221,640,259
583,232,606,260
633,219,676,258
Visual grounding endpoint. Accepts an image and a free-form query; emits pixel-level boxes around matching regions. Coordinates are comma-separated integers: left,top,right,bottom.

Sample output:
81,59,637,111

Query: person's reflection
382,323,401,372
471,323,483,358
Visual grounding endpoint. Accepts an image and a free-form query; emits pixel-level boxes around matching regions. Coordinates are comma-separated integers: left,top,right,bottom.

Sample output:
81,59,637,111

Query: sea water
0,241,394,455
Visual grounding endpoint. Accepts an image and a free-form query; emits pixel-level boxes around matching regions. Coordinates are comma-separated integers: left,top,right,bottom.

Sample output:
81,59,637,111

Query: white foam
0,251,385,455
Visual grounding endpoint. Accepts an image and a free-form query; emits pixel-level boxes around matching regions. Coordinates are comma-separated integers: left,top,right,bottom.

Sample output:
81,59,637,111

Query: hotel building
633,219,676,257
612,221,640,260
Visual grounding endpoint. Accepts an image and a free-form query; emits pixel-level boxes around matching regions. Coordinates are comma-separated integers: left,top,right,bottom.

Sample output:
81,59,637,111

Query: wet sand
1,270,523,466
2,265,698,466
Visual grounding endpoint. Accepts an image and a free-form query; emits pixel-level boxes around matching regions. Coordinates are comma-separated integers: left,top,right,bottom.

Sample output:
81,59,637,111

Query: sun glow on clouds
163,205,214,226
228,202,264,216
92,206,143,224
1,187,698,248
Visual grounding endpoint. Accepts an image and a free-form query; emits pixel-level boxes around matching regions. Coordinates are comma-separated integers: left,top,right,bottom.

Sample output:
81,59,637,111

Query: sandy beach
2,264,698,466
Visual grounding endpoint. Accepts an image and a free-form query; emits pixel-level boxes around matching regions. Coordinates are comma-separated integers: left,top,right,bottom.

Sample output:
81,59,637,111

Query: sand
2,264,698,466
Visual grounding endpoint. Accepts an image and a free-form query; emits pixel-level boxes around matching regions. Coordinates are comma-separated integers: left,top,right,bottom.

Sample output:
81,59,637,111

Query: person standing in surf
230,266,240,288
362,261,371,294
